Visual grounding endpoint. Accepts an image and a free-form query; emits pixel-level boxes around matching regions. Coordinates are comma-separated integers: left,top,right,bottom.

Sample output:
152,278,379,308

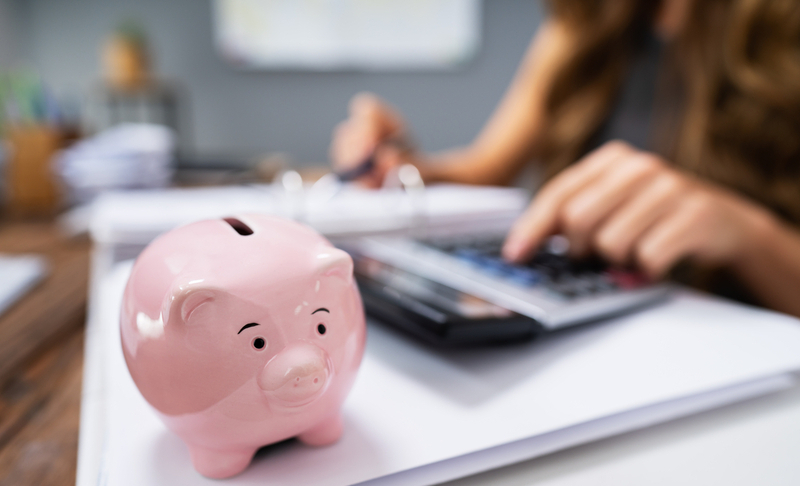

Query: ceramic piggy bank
120,214,366,479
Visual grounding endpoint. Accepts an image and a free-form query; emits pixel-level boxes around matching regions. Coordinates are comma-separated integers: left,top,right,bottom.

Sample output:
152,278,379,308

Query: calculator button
453,247,481,260
571,278,596,296
547,283,578,299
506,267,543,287
594,274,618,292
437,239,638,298
480,258,515,276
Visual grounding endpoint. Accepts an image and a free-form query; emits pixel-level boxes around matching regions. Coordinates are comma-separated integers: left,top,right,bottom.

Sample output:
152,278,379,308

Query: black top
591,33,665,153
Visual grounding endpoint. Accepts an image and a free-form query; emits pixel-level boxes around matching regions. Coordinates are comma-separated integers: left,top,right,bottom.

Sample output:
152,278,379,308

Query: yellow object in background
102,23,151,91
95,21,184,147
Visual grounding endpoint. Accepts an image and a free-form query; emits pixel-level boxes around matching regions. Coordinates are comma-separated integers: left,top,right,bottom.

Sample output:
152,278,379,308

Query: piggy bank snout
258,344,330,405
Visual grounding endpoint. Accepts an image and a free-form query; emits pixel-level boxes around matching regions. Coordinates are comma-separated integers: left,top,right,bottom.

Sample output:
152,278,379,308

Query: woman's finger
593,171,684,264
560,152,663,256
502,140,634,262
349,92,405,139
634,198,708,278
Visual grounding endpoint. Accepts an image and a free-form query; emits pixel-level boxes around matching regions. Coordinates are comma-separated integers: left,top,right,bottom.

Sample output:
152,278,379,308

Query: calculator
346,235,671,343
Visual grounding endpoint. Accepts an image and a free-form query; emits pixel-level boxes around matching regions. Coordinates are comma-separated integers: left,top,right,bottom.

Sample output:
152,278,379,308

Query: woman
330,0,800,317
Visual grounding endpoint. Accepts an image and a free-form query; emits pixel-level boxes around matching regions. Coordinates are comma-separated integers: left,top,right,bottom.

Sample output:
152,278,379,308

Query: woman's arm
330,19,574,187
731,216,800,317
419,20,573,186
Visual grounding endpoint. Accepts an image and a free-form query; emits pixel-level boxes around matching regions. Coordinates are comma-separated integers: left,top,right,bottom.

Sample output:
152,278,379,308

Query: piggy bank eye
252,337,266,350
312,308,329,336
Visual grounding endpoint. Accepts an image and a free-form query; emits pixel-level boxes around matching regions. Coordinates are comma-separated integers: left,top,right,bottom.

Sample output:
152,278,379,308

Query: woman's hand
502,141,775,278
329,92,412,188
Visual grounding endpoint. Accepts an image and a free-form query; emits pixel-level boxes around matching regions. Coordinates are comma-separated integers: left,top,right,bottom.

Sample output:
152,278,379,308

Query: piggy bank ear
316,248,353,282
163,286,217,326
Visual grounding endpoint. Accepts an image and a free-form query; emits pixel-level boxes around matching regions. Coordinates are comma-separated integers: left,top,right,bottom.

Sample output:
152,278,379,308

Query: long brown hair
540,0,800,223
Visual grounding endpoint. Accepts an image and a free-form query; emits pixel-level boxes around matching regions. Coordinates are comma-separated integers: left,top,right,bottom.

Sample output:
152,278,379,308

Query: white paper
80,262,800,486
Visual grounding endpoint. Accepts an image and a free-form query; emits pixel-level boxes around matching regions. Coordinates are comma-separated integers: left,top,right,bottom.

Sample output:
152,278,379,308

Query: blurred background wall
0,0,23,67
2,0,543,167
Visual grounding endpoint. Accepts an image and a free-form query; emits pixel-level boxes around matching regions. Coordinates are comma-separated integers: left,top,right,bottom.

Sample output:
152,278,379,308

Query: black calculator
346,235,671,345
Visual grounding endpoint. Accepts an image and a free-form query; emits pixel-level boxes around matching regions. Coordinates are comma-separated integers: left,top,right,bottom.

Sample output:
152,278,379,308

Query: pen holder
120,214,366,478
3,124,64,217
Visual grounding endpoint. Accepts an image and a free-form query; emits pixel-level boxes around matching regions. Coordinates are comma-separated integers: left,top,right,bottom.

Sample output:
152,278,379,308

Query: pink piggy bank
120,214,366,479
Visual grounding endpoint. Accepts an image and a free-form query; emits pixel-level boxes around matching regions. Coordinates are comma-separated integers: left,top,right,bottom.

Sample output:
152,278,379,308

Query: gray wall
0,0,23,68
15,0,543,166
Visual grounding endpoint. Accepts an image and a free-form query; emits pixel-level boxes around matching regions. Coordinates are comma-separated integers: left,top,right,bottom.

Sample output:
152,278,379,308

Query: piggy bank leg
188,445,255,479
297,413,344,446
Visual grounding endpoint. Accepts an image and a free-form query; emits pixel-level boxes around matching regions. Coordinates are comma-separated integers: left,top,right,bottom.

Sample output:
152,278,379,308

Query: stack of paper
77,262,800,485
55,124,174,204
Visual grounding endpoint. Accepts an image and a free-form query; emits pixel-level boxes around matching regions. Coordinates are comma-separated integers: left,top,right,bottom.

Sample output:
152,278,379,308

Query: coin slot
224,217,253,236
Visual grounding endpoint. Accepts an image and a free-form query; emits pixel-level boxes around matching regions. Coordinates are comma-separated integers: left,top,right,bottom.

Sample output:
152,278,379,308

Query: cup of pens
0,73,75,216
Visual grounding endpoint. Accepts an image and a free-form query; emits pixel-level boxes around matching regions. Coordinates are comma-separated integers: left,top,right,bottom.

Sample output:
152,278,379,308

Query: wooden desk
0,220,90,486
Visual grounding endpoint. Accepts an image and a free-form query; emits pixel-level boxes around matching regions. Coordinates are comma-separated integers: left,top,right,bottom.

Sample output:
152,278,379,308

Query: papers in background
55,124,174,204
88,184,529,245
0,254,48,317
79,261,800,486
213,0,481,70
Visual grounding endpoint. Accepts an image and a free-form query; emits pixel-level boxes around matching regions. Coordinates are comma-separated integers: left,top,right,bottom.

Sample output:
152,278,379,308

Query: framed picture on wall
212,0,481,70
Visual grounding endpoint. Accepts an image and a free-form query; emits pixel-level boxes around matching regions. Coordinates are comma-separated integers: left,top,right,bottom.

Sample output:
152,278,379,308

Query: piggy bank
120,214,366,478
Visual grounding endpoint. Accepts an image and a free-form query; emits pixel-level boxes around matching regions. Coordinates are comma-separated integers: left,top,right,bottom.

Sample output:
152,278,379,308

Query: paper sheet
79,261,800,485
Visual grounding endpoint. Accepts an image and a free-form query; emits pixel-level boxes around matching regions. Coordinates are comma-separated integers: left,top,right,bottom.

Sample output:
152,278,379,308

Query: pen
334,136,412,182
335,153,376,182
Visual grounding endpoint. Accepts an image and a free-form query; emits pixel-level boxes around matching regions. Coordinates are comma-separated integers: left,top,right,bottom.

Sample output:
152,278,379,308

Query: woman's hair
540,0,800,223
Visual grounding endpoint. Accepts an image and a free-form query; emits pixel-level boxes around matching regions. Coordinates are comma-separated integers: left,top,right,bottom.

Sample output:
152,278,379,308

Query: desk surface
0,220,89,486
2,220,799,486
